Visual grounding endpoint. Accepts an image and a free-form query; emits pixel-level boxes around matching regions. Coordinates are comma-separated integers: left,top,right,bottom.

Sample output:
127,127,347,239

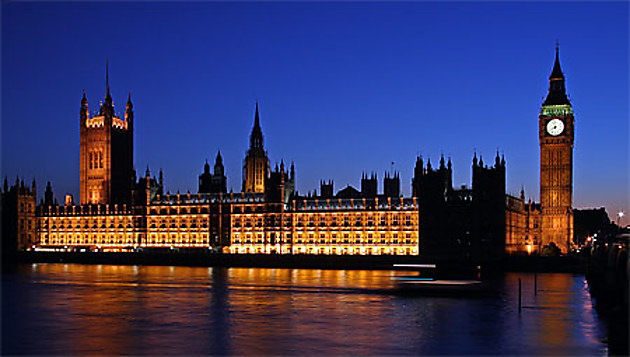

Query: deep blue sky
2,2,628,225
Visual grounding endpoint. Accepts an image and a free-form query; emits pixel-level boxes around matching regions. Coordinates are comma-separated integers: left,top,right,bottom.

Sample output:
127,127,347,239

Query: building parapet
37,203,135,217
291,196,417,212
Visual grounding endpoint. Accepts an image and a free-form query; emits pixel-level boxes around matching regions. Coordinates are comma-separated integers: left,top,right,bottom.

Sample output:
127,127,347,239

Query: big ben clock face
546,118,565,136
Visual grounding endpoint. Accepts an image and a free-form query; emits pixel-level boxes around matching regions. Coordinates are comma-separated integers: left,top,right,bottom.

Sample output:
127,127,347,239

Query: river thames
2,264,608,355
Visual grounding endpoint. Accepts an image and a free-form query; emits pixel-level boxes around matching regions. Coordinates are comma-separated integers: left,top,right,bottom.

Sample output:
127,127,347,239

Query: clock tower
539,45,574,254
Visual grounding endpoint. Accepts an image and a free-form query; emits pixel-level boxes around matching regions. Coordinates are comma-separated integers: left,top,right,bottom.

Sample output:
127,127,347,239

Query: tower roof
549,44,564,80
543,44,571,106
249,102,264,149
99,58,114,115
105,57,112,102
215,150,223,166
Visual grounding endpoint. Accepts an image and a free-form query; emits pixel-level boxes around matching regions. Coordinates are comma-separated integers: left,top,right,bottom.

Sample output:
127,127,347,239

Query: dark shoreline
11,251,587,274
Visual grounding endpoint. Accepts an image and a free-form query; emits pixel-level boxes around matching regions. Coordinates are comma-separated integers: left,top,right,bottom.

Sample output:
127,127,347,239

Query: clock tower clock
539,45,574,254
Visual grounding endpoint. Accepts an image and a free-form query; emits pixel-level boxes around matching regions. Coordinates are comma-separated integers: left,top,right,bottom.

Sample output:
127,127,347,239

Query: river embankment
13,250,588,274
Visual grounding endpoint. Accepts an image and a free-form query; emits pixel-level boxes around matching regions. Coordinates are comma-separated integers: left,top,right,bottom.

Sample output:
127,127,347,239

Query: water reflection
2,264,608,355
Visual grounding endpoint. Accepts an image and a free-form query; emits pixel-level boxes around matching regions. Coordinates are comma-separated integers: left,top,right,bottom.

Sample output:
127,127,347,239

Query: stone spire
543,43,570,106
249,102,264,149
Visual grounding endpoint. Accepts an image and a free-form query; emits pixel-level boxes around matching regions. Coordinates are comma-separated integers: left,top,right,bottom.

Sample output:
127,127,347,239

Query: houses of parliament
1,48,576,260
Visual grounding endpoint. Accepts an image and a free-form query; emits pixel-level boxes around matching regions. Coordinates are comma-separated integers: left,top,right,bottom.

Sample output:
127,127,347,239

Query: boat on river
391,263,488,295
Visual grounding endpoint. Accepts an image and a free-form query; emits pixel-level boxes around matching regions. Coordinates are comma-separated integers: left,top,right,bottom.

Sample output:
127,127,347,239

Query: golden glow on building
227,196,418,256
505,194,541,255
36,194,419,256
38,204,139,251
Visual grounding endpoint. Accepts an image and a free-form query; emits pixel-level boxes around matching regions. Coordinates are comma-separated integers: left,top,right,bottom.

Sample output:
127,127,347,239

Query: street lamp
617,211,624,226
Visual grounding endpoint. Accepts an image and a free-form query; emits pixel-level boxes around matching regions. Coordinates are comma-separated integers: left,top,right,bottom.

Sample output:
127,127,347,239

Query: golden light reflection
14,265,607,355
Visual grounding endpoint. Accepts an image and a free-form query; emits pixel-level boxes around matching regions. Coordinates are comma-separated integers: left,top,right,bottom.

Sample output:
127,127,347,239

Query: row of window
234,232,414,239
41,233,209,246
42,221,133,229
148,218,208,227
150,207,209,215
232,214,415,227
228,245,417,255
148,223,208,229
232,238,415,245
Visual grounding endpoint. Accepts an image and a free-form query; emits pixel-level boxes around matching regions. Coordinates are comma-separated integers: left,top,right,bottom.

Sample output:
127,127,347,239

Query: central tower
242,103,269,193
539,45,574,254
79,61,134,205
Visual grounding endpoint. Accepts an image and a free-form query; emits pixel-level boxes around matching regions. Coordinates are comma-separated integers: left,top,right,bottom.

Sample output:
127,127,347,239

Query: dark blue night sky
2,2,628,224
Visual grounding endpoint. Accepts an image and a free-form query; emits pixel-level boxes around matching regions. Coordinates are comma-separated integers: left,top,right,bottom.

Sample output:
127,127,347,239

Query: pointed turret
249,102,264,149
159,168,163,191
495,150,501,168
242,101,269,193
414,155,424,179
125,92,134,123
80,89,89,125
550,42,564,80
543,43,571,106
105,57,112,101
215,150,223,165
44,181,54,206
473,152,478,167
214,150,224,176
99,58,114,116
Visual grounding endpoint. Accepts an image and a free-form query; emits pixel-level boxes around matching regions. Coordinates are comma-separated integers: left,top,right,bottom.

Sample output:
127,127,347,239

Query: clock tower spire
539,44,575,254
543,43,570,106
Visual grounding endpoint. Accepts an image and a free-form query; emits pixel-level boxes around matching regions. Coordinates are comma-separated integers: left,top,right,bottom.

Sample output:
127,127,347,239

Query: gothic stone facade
15,51,578,257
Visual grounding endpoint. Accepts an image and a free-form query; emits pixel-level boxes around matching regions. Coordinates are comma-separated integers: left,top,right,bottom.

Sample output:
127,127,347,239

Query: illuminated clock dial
546,119,565,136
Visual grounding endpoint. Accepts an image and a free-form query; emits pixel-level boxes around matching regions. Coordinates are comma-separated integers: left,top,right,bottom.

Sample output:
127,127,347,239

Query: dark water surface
2,264,607,355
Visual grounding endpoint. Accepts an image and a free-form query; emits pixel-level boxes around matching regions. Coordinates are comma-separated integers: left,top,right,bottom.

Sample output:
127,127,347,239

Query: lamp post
617,211,624,227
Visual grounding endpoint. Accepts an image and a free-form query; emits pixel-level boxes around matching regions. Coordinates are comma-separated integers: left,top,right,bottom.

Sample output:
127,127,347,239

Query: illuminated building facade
36,188,418,255
9,51,577,257
32,83,418,255
228,195,419,255
505,192,542,255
